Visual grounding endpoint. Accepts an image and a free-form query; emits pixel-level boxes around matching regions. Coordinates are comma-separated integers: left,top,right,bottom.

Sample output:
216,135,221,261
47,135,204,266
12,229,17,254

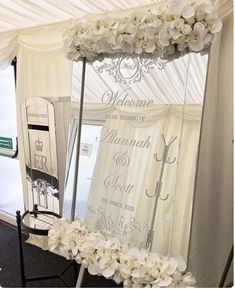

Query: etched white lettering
101,89,153,108
100,128,152,149
104,175,134,194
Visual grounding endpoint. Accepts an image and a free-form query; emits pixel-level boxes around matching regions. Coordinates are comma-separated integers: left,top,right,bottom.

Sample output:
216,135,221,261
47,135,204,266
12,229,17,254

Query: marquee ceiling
0,0,232,33
0,0,231,105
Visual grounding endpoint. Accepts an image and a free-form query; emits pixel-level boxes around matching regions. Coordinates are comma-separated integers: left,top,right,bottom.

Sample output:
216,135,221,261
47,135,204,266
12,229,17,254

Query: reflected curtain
84,104,202,259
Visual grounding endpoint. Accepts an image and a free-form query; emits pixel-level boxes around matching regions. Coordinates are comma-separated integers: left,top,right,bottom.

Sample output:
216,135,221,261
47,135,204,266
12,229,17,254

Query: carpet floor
0,221,121,288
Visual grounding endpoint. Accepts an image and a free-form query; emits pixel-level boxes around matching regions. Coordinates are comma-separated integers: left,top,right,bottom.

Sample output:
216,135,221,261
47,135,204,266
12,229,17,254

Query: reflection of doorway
77,124,103,221
63,123,103,221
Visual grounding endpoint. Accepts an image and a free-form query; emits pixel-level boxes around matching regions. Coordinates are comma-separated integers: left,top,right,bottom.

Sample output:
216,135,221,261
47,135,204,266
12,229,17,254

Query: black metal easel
16,206,78,287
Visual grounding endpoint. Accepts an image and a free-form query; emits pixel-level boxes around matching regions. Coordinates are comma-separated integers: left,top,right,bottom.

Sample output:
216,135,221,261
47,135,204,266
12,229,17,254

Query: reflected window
63,123,103,220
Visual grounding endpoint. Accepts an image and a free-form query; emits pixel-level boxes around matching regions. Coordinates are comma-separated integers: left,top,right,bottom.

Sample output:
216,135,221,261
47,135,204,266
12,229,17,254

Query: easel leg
16,211,26,287
75,265,86,287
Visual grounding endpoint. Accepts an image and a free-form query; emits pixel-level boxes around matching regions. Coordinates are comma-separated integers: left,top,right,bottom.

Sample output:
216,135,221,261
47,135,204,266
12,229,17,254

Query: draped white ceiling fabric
0,0,232,33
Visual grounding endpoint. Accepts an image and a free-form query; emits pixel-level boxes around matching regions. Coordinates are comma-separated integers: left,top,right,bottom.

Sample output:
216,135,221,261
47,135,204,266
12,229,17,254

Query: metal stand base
16,210,78,287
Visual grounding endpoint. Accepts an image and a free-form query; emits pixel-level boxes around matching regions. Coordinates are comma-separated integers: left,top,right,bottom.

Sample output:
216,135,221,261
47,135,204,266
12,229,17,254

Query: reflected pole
71,57,87,222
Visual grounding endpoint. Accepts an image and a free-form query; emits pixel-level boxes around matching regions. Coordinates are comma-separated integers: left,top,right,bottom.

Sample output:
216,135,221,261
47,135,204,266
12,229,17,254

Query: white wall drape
188,14,233,287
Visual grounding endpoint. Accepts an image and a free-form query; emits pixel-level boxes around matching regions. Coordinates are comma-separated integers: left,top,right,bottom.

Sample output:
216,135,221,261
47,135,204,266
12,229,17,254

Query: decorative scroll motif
96,54,167,84
87,205,148,237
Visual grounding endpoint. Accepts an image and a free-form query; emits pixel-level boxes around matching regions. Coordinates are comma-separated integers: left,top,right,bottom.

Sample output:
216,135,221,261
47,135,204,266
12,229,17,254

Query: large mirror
63,51,208,261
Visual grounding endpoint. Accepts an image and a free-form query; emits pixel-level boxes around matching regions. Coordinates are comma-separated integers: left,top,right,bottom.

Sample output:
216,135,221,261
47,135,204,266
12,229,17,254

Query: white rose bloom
145,40,156,53
121,270,131,280
134,42,143,54
181,4,195,19
160,260,170,273
175,34,186,44
188,32,204,51
144,25,156,40
152,276,173,287
88,265,100,276
79,226,89,237
188,40,204,51
196,10,206,21
136,28,145,38
159,30,170,46
201,2,213,14
166,0,184,17
208,19,223,33
108,238,122,250
165,258,178,275
72,35,81,46
203,33,212,45
61,233,79,256
58,246,70,259
172,270,183,283
75,255,82,263
175,18,185,30
132,266,147,279
193,22,205,34
169,28,181,40
147,252,161,268
122,36,135,53
48,224,66,251
81,258,89,268
181,24,193,35
149,267,160,279
132,282,143,288
80,37,93,51
68,50,80,61
186,16,196,25
95,39,109,53
152,18,163,28
172,255,187,272
123,278,133,288
113,271,124,284
182,272,196,286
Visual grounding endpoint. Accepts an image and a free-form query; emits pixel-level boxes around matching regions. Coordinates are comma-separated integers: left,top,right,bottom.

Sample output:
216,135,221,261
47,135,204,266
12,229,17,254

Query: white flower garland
48,219,196,288
64,0,222,62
